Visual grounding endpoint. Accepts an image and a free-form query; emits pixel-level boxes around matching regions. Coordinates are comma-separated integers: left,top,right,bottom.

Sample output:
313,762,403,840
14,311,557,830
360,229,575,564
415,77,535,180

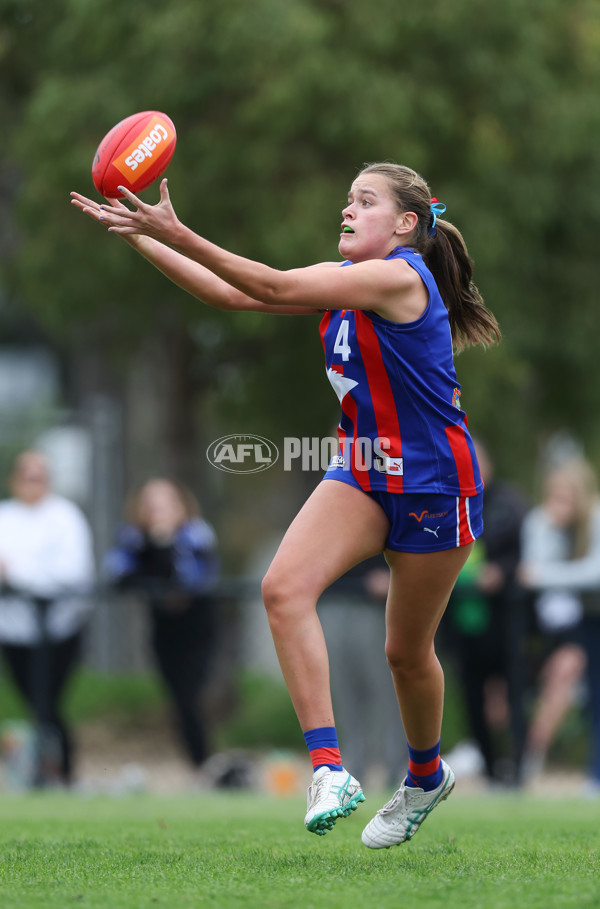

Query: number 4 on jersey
333,319,352,361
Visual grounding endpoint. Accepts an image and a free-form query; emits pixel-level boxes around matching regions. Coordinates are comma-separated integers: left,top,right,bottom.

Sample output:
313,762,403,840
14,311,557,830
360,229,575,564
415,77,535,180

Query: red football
92,111,177,198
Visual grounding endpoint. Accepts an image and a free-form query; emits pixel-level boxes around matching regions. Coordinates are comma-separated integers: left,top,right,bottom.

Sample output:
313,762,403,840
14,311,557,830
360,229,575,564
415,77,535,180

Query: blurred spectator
103,479,220,773
319,555,407,788
519,457,598,783
0,450,95,784
444,440,529,785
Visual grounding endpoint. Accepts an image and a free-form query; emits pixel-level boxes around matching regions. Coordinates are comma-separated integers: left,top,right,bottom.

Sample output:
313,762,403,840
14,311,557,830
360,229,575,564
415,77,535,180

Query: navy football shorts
324,476,483,553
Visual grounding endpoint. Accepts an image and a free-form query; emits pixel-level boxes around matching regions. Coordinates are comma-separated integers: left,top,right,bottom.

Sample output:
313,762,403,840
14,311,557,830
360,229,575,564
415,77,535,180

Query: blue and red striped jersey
319,246,483,495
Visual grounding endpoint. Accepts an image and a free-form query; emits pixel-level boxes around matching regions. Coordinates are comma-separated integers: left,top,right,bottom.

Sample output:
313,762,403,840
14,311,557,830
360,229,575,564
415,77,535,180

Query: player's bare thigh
262,479,390,606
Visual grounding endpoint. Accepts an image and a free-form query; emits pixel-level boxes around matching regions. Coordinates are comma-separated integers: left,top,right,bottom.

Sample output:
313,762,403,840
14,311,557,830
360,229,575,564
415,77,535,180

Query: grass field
1,789,599,909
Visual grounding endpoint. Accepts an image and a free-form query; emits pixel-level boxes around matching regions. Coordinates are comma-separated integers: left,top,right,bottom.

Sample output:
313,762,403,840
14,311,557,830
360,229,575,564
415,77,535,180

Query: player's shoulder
355,253,420,274
383,254,423,282
352,255,423,295
306,260,345,270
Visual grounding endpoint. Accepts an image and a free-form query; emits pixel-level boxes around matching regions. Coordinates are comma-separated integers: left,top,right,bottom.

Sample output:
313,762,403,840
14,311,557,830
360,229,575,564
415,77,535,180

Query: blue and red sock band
406,740,442,791
303,726,343,771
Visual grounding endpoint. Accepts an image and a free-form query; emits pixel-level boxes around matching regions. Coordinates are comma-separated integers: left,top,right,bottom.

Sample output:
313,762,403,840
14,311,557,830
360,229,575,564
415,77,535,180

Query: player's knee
261,567,315,626
385,639,429,678
384,639,409,675
261,568,295,619
261,569,279,613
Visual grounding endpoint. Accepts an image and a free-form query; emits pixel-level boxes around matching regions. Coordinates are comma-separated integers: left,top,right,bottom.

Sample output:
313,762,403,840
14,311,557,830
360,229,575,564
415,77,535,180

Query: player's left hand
91,179,181,245
70,191,149,249
70,191,128,223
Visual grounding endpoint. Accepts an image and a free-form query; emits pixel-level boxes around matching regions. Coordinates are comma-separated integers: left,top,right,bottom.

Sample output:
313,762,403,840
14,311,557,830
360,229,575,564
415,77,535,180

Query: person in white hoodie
0,450,95,783
519,457,600,784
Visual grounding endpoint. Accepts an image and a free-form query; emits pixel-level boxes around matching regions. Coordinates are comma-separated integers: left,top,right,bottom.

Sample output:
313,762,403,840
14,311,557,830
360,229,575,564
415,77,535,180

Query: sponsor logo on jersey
374,455,404,475
452,387,462,410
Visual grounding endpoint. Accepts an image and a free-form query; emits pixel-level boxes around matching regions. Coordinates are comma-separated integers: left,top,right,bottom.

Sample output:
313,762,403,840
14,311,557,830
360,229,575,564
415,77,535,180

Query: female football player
71,162,500,846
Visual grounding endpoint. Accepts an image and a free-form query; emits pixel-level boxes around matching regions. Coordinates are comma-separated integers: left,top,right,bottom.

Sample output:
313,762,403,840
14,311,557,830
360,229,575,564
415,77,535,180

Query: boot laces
378,785,408,816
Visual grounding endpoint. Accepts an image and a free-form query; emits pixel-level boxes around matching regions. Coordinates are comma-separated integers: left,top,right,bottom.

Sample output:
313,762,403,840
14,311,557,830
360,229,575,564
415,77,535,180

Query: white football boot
361,760,455,849
304,766,365,836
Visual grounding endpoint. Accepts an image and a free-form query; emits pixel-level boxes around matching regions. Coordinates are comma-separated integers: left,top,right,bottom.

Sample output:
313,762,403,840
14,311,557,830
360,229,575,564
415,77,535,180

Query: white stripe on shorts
465,495,474,541
455,496,475,547
455,497,460,547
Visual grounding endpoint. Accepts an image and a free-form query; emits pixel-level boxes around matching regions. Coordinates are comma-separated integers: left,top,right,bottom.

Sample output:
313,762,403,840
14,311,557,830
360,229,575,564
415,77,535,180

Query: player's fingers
107,225,139,236
158,178,170,203
70,191,100,210
98,209,138,230
98,199,135,216
117,185,144,209
74,203,106,223
70,191,134,231
86,207,107,222
70,196,101,216
98,200,141,222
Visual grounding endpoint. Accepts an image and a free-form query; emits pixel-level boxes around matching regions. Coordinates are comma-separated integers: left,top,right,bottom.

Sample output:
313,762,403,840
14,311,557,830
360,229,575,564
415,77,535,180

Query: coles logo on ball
206,434,279,474
113,116,175,181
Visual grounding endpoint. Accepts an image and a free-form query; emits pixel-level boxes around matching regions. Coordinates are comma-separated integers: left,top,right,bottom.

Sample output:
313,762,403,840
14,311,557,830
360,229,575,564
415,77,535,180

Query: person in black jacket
104,478,220,770
445,440,529,785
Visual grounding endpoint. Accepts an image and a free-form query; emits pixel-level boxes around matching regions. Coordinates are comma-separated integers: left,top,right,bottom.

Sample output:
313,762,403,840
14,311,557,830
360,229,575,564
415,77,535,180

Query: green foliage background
2,0,600,493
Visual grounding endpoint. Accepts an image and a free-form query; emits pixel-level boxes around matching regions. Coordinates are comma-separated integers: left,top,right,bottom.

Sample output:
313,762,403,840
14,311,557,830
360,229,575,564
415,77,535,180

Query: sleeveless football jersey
320,246,483,495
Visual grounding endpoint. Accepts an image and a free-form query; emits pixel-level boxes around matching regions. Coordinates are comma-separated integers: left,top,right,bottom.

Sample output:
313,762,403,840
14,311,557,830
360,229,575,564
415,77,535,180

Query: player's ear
395,211,418,236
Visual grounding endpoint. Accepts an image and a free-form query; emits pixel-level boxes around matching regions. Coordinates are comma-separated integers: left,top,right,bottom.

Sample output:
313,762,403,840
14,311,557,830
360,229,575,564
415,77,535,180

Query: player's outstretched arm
69,191,319,315
88,181,419,319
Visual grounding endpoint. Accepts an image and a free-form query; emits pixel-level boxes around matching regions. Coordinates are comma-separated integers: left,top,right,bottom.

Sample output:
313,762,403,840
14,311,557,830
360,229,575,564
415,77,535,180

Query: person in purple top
104,479,219,771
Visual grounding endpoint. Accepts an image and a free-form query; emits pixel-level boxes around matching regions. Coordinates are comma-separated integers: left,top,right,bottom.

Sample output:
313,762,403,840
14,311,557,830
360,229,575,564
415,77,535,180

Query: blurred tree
2,0,600,505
